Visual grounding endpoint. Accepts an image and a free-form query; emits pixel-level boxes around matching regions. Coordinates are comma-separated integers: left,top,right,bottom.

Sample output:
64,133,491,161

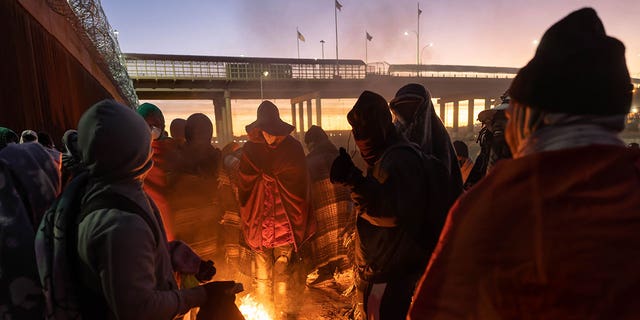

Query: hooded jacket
390,86,462,190
304,126,353,270
0,143,60,319
75,100,205,319
347,91,451,283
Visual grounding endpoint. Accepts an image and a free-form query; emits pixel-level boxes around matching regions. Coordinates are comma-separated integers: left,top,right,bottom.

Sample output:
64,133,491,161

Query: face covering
151,126,162,140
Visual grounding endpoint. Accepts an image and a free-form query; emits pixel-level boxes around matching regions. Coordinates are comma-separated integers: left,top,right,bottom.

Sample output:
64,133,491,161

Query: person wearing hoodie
0,127,19,150
463,93,513,190
60,129,85,188
20,130,38,144
0,142,60,319
35,100,236,320
170,118,187,147
137,102,181,240
303,125,354,287
409,8,640,319
330,91,450,320
388,83,463,205
170,113,222,264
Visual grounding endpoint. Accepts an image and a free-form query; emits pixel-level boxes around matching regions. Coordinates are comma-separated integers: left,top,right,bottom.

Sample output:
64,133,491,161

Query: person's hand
195,260,216,283
202,281,243,300
198,281,245,320
330,148,363,186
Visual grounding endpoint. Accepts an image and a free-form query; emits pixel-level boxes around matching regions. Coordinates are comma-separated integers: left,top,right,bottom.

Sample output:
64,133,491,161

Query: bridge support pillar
213,92,233,145
224,90,233,142
290,92,321,135
316,97,322,127
291,102,297,132
298,102,305,134
485,98,492,110
453,101,459,132
468,99,475,131
306,100,313,129
438,100,446,124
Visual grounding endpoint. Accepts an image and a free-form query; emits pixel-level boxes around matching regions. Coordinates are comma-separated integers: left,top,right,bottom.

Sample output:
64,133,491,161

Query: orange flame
238,294,272,320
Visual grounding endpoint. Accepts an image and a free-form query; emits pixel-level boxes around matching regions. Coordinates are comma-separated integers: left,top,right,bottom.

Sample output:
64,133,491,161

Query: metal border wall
45,0,138,106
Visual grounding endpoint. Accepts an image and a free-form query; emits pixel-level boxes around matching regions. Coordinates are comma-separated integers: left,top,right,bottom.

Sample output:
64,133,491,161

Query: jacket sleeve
351,148,426,228
78,210,206,320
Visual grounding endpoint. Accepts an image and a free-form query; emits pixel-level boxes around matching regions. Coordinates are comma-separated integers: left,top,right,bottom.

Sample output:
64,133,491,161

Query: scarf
507,103,626,158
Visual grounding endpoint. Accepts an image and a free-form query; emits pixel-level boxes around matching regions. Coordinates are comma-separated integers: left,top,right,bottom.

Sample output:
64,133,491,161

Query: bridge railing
389,71,517,79
385,64,518,79
125,54,528,81
125,54,367,80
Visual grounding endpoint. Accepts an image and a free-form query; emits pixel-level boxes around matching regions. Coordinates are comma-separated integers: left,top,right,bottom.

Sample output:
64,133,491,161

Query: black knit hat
509,8,632,115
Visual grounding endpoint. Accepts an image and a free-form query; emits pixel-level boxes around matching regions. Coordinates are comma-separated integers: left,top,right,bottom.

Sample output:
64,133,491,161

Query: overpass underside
133,76,512,143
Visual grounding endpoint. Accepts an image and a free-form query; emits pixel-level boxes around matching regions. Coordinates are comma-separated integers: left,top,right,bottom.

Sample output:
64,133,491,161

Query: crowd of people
1,7,639,320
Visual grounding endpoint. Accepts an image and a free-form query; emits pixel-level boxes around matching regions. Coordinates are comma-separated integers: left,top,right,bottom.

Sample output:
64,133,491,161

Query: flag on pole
335,0,342,11
366,32,373,41
297,30,305,42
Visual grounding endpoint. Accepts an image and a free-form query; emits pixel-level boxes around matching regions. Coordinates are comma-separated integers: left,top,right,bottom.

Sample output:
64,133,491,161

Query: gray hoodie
76,100,205,319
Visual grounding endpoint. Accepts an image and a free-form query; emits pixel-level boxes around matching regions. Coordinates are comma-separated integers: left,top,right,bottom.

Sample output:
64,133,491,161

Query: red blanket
238,136,315,251
144,138,180,240
409,145,640,319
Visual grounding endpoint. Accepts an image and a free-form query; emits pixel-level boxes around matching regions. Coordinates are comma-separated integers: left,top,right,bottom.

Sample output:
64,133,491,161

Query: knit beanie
136,102,162,118
509,8,632,115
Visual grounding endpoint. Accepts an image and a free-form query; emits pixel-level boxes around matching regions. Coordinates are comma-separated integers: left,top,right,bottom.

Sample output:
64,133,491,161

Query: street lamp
260,71,269,100
420,42,433,64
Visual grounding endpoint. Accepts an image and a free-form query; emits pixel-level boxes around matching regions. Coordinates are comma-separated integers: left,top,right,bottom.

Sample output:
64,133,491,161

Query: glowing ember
238,294,272,320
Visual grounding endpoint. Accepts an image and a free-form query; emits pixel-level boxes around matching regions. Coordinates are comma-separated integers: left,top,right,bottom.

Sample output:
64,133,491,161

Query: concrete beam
468,99,475,130
224,90,233,141
453,101,459,132
316,97,322,127
298,102,305,134
306,100,313,129
291,102,297,132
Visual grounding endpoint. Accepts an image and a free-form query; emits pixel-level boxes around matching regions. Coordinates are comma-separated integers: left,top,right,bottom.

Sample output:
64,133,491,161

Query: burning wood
238,294,272,320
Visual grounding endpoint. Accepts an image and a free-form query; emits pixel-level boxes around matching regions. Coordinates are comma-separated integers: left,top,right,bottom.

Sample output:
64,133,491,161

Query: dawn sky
102,0,640,75
100,0,640,136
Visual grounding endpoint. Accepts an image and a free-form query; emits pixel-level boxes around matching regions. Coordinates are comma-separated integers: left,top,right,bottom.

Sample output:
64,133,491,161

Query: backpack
35,173,159,319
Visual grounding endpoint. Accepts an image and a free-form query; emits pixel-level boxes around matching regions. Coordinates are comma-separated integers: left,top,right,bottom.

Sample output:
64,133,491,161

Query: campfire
238,294,272,320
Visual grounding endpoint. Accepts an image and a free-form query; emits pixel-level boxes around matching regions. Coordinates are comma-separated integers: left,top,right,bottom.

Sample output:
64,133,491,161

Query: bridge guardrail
124,54,524,81
125,56,367,81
